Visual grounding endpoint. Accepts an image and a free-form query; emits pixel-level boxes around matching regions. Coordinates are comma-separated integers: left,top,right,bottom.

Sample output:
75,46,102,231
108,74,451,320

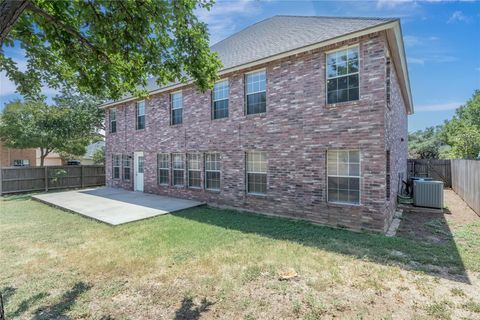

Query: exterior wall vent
413,180,444,209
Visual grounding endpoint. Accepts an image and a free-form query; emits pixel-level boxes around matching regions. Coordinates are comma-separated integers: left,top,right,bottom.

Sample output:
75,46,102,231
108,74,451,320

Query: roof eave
386,22,414,115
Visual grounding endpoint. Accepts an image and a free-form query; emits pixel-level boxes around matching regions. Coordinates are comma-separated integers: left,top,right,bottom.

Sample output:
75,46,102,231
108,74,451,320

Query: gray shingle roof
211,16,396,70
107,16,398,103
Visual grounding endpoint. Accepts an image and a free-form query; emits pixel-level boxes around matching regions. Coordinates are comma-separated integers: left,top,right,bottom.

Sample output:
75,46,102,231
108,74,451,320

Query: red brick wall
105,31,408,232
0,142,37,167
384,50,409,226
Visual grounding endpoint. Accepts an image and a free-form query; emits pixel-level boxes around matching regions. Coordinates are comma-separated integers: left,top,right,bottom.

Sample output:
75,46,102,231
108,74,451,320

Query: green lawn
1,194,479,319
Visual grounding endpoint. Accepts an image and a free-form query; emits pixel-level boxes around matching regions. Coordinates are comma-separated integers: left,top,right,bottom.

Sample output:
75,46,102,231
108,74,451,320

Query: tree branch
0,0,30,46
25,2,111,63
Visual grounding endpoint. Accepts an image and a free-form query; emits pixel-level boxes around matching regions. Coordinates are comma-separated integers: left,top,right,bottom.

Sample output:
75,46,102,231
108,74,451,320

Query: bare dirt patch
397,189,479,244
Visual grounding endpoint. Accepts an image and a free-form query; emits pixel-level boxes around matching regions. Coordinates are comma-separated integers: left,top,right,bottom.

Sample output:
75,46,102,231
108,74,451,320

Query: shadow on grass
172,206,471,284
1,194,32,202
31,282,91,320
174,297,214,320
0,287,16,304
9,292,49,318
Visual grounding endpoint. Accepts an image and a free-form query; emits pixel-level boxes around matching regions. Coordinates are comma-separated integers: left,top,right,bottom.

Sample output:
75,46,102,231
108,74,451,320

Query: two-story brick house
101,16,413,232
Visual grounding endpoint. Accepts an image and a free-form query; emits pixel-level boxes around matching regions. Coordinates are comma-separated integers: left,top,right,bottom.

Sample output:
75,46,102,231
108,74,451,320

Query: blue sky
1,0,479,132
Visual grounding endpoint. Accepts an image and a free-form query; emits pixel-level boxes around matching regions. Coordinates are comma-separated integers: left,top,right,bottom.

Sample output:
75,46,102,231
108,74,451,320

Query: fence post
44,166,48,192
0,167,3,196
81,166,85,188
0,291,5,320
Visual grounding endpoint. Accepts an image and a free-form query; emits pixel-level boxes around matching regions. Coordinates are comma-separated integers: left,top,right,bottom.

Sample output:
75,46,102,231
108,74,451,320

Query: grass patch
1,194,479,319
463,300,480,313
425,301,451,320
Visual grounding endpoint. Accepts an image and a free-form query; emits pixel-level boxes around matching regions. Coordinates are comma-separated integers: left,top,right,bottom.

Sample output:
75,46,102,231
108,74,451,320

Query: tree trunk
0,0,30,46
40,147,50,167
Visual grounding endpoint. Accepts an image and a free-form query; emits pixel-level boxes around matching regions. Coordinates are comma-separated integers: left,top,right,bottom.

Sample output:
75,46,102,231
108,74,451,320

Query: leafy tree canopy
0,92,104,166
408,125,449,159
92,145,105,165
440,90,480,159
0,0,221,100
409,90,480,160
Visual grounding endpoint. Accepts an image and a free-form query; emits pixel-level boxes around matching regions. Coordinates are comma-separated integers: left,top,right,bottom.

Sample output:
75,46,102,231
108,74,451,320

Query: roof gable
212,16,395,69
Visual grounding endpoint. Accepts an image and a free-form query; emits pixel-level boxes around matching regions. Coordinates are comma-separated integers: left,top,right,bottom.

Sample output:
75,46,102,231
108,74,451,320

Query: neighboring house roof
83,141,105,160
101,15,413,114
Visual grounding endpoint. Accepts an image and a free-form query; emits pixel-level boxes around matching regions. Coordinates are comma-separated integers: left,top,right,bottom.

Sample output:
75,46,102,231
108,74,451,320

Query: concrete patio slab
32,187,205,225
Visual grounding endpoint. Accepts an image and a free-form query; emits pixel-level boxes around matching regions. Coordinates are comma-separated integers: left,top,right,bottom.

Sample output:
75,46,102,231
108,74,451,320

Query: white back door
134,152,144,192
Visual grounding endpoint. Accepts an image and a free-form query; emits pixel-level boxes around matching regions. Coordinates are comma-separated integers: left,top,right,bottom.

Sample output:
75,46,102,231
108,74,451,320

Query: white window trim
136,101,145,115
212,79,229,102
122,155,131,181
170,91,183,125
172,153,185,187
325,44,361,105
212,80,229,120
326,149,362,206
13,159,30,167
109,108,117,133
245,70,267,95
205,152,221,191
157,153,170,186
136,101,145,130
171,91,183,110
246,151,268,195
112,154,121,180
188,153,202,189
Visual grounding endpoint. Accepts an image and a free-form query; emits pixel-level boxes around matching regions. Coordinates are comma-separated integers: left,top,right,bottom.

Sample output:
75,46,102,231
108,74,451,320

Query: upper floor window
109,108,117,133
327,150,360,205
326,47,359,104
171,92,183,125
245,70,266,115
212,80,229,119
136,101,145,130
246,151,267,194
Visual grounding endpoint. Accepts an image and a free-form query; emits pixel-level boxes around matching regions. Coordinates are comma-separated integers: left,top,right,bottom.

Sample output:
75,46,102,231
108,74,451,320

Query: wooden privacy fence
407,159,452,187
0,165,105,195
451,160,480,215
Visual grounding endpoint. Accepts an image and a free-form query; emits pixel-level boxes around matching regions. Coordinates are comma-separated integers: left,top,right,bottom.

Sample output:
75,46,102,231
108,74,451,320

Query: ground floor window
112,155,121,179
172,153,185,186
205,152,221,190
157,153,169,185
12,159,30,167
246,151,267,194
123,155,131,181
188,153,202,188
327,150,360,204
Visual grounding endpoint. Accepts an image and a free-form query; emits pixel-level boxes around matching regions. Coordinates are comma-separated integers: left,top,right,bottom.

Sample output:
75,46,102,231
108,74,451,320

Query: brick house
0,141,36,167
101,16,413,232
